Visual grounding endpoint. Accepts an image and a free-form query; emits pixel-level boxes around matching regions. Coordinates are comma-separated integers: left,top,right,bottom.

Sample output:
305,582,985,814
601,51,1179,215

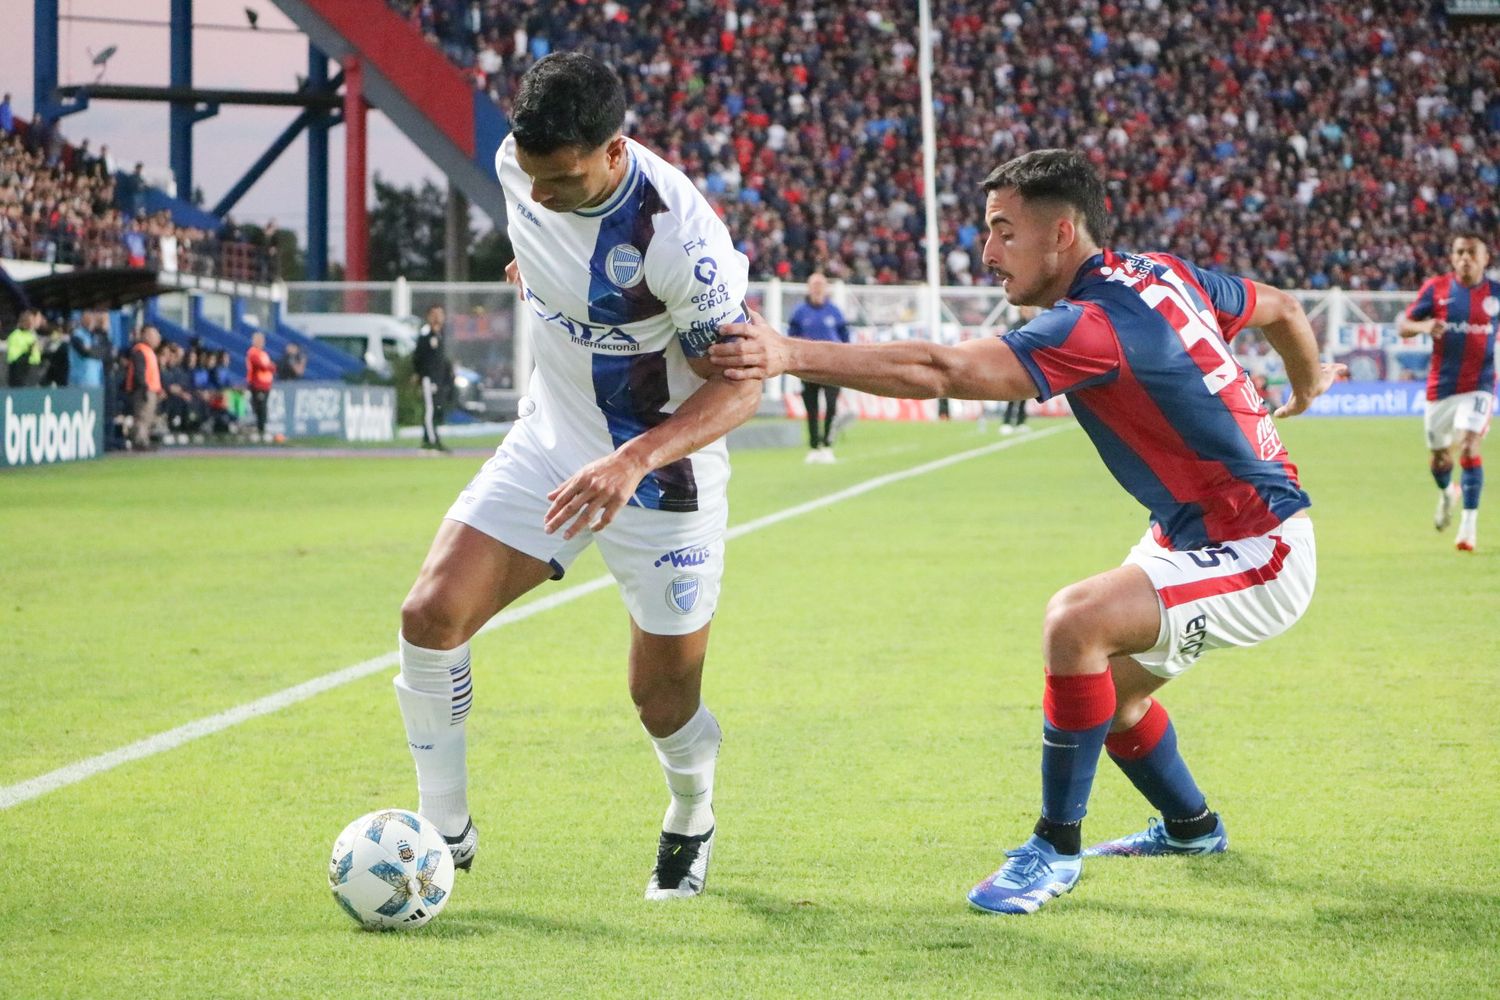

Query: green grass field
2,417,1496,998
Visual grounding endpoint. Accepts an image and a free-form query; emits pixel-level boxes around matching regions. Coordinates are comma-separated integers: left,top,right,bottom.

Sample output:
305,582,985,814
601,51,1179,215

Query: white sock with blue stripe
395,633,473,837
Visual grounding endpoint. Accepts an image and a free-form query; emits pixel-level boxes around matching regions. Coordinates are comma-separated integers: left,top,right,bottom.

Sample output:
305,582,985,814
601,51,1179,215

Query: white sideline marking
0,423,1072,810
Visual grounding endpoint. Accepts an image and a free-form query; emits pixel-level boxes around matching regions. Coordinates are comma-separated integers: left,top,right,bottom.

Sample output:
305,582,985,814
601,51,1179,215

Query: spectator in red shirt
245,332,276,443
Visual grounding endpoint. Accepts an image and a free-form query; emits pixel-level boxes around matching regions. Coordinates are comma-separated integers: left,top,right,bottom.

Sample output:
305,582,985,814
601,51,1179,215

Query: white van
282,313,417,377
283,312,489,415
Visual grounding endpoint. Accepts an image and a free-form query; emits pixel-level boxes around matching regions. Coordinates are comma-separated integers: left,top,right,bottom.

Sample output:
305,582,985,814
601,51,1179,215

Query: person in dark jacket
414,305,451,452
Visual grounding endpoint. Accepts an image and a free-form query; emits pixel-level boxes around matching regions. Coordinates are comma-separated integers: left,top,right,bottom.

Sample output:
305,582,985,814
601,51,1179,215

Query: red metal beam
342,55,368,283
302,0,474,155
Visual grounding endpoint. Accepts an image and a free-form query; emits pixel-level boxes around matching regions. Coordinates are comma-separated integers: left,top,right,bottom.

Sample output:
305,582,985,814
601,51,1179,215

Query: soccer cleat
804,449,821,465
820,446,837,463
645,826,714,899
1436,482,1461,531
1456,530,1476,552
443,818,478,871
1083,815,1228,857
967,835,1082,914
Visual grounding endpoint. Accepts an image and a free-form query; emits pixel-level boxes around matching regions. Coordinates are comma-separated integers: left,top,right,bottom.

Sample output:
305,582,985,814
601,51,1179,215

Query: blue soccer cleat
967,835,1083,914
1083,816,1228,857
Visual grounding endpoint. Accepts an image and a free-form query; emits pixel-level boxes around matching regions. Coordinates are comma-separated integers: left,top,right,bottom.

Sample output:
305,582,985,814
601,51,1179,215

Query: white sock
394,633,473,837
649,703,721,836
1460,509,1478,535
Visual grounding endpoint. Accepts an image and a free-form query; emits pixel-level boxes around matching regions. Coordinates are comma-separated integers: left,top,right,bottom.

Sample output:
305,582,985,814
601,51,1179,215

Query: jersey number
1139,270,1239,396
1187,544,1240,568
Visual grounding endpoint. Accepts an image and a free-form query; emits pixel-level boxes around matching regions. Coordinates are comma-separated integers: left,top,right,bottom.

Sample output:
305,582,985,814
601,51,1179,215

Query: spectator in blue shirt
786,273,850,464
0,93,13,134
67,311,110,388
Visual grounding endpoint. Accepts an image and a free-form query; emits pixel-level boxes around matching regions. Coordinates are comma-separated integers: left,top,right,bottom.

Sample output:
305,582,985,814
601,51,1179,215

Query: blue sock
1105,702,1207,822
1432,464,1453,490
1035,672,1115,855
1041,718,1112,825
1461,460,1483,509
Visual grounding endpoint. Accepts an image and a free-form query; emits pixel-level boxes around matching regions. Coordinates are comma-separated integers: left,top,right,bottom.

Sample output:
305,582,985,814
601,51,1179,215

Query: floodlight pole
917,0,942,345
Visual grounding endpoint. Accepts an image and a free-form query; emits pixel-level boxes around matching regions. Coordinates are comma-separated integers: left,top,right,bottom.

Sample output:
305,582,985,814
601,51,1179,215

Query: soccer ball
328,809,455,930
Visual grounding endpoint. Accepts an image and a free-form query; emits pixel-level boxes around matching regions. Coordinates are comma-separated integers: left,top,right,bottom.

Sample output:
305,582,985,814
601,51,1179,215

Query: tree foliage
368,174,448,280
367,175,511,281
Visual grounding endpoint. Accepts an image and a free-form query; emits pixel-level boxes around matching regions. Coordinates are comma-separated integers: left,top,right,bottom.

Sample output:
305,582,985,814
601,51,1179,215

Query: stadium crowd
0,102,273,281
1,306,267,447
387,0,1499,290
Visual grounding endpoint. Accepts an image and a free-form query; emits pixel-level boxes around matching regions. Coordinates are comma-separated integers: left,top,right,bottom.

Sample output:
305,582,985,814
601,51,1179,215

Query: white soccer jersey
496,135,750,512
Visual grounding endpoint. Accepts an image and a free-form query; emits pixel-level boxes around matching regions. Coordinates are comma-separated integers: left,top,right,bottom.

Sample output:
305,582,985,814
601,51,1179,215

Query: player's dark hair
510,53,626,155
982,149,1110,245
1451,229,1488,248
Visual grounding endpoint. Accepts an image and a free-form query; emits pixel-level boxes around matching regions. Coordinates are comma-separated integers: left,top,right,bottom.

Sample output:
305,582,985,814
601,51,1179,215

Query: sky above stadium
2,0,451,262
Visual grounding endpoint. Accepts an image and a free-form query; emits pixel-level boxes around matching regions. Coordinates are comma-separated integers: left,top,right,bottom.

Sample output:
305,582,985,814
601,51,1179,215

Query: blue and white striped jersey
497,135,749,512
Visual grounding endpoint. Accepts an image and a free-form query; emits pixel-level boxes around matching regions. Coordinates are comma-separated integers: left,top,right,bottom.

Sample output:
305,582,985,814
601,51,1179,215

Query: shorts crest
667,574,700,615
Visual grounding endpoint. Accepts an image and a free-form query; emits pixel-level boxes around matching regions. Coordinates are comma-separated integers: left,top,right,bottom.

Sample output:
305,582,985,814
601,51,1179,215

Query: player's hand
505,259,522,288
1273,362,1347,418
544,451,648,538
709,310,792,381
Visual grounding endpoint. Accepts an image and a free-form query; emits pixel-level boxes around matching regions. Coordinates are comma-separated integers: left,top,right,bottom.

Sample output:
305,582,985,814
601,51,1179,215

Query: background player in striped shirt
1397,234,1497,551
710,149,1343,915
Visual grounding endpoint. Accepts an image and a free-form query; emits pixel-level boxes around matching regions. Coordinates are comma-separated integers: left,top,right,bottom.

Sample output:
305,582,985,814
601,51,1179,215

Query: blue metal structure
31,0,79,122
169,0,196,200
32,0,335,278
306,48,331,280
34,0,512,285
208,68,344,219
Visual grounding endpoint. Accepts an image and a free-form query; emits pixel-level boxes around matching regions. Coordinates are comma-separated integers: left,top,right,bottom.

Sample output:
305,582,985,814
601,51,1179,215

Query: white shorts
1123,517,1316,679
1425,391,1494,450
445,432,728,636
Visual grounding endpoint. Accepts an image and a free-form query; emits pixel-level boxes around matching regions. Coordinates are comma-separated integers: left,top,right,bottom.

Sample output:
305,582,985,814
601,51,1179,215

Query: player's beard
1000,269,1048,308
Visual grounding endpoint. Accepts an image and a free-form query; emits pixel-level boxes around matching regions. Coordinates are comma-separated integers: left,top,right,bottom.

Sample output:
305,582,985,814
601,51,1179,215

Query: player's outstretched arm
543,363,760,539
1396,313,1439,339
710,311,1038,401
1248,282,1346,417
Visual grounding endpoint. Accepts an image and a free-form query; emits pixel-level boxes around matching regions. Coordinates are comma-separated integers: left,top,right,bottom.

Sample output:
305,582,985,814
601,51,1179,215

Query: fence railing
281,280,1436,398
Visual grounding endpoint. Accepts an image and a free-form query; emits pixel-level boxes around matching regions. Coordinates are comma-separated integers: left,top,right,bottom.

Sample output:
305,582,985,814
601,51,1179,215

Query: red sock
1105,699,1170,760
1042,671,1115,731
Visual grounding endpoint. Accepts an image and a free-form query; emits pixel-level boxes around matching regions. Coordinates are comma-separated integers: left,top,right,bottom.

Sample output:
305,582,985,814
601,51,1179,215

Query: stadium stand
387,0,1499,290
0,120,273,281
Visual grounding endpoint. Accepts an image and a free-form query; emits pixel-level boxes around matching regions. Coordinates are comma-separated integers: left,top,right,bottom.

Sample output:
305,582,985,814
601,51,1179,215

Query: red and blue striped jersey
1404,274,1500,402
1003,250,1308,551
